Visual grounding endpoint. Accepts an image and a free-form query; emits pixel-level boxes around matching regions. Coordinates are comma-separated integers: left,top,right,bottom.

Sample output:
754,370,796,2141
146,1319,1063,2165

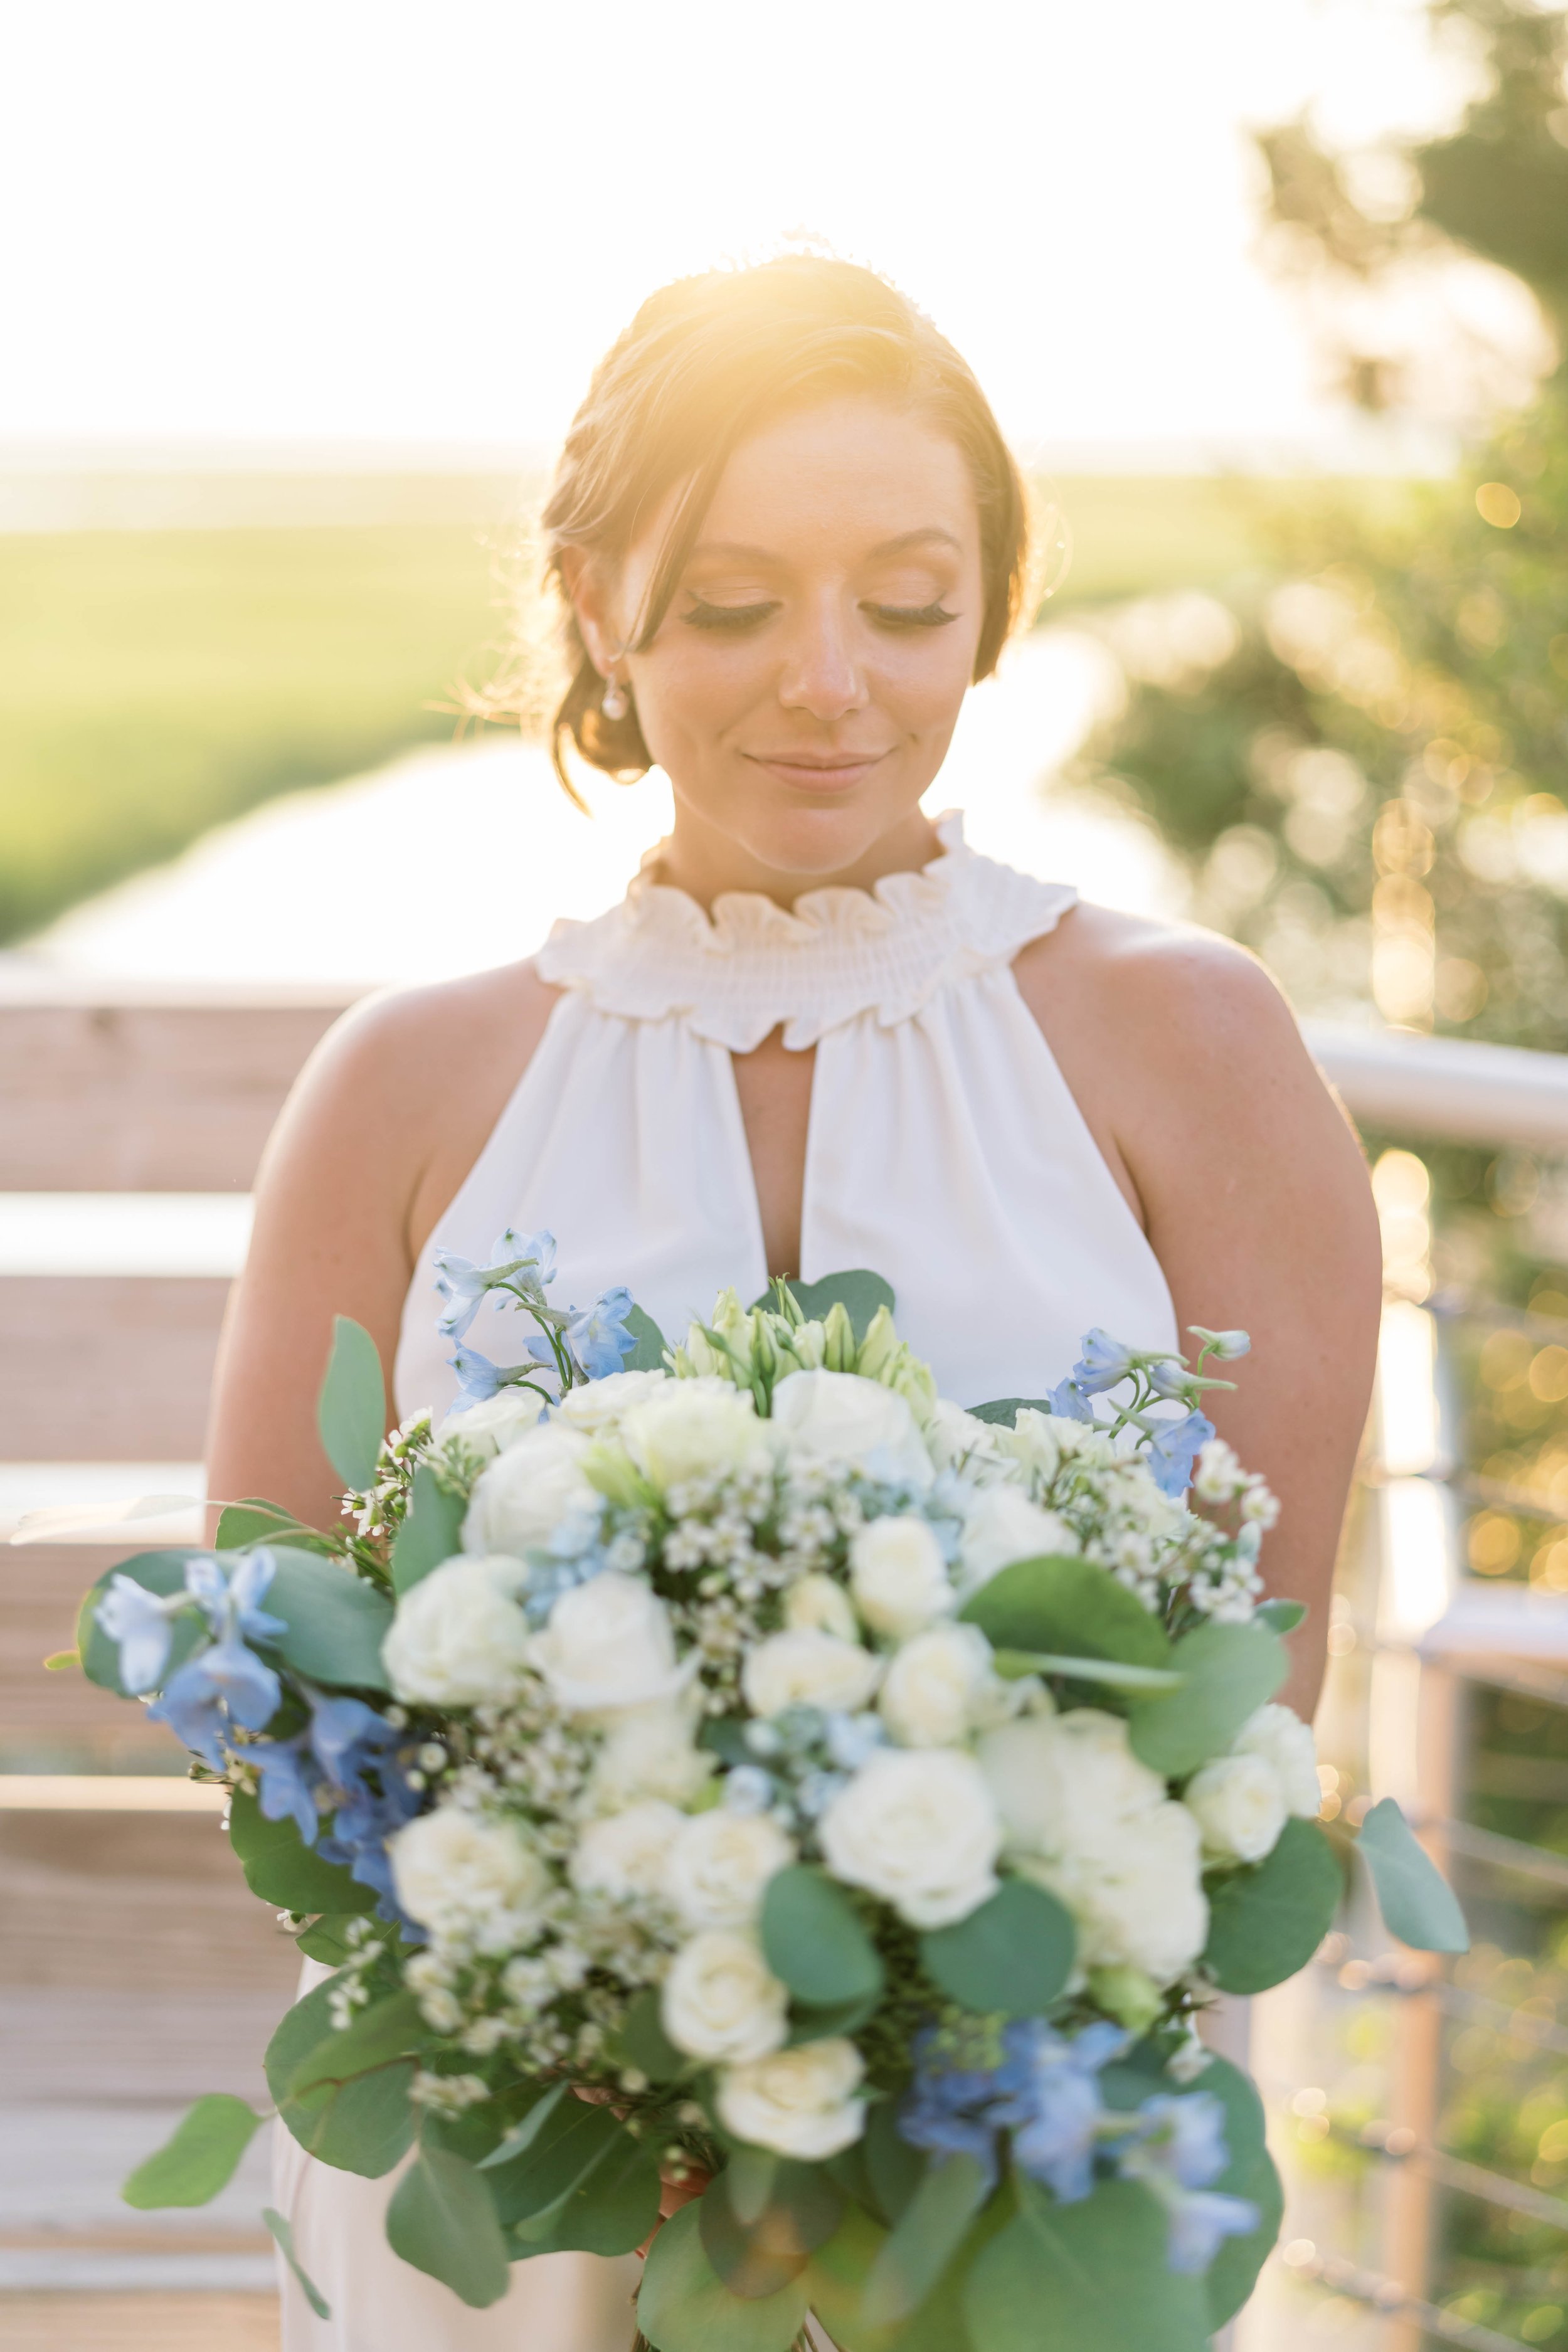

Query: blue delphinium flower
1070,1329,1139,1394
184,1550,287,1646
446,1338,554,1410
564,1286,637,1381
1046,1375,1094,1424
1143,1407,1216,1498
251,1735,320,1842
1118,2092,1258,2273
899,2030,1007,2186
95,1574,186,1694
987,2020,1130,2202
1145,1357,1202,1403
434,1227,557,1340
149,1640,283,1769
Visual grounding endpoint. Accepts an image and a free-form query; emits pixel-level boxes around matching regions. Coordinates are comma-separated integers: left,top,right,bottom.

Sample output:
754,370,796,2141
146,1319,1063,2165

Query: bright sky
2,0,1477,460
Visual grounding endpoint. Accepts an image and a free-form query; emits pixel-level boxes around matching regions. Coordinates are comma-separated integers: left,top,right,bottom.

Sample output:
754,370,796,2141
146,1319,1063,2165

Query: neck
652,802,944,910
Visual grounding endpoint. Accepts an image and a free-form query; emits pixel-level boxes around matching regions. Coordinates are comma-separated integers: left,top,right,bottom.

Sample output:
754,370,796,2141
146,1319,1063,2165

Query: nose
775,596,869,724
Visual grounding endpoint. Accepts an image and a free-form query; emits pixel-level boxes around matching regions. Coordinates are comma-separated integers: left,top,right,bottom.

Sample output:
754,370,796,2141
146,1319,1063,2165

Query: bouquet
73,1236,1468,2352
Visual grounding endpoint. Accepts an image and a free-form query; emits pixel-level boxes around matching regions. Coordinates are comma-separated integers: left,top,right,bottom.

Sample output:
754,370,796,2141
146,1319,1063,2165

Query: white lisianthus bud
716,2038,867,2159
770,1370,934,1490
958,1486,1078,1592
1231,1702,1322,1817
529,1572,694,1714
742,1628,880,1719
383,1557,532,1705
660,1931,790,2063
462,1421,597,1555
1020,1801,1209,1985
619,1379,765,1490
849,1516,954,1640
1184,1754,1288,1863
389,1806,553,1946
819,1748,1001,1929
435,1387,544,1456
590,1699,715,1810
569,1801,686,1904
551,1369,670,1436
783,1574,860,1643
664,1808,796,1930
879,1623,997,1749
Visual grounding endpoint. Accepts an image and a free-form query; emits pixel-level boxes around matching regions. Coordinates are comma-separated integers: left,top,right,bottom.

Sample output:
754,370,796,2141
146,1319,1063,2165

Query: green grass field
0,472,1401,945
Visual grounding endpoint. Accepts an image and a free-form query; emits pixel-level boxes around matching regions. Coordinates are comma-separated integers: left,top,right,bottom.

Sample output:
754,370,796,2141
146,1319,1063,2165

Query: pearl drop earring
601,675,629,722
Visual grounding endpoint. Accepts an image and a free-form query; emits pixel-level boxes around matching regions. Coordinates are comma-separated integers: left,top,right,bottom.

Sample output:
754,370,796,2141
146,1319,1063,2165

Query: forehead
691,395,979,559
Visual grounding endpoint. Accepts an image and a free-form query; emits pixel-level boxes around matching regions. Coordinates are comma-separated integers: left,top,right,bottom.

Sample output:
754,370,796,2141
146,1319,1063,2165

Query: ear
559,548,623,679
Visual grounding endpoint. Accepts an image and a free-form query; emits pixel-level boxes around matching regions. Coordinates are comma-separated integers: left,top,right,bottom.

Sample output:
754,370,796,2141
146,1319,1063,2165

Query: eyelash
681,599,958,633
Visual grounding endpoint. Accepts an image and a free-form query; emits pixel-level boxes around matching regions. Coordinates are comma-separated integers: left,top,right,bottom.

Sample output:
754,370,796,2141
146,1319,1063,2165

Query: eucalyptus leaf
622,1303,670,1373
760,1867,884,2008
266,1973,415,2178
802,2203,898,2352
920,1878,1075,2018
701,2158,844,2299
121,2094,266,2209
389,1465,466,1596
484,2101,623,2227
513,2122,661,2257
287,1989,429,2100
861,2151,989,2329
1128,1619,1286,1776
638,2200,812,2352
294,1912,361,1965
215,1496,336,1553
76,1550,205,1695
863,2100,924,2226
964,2178,1212,2352
479,2081,571,2169
258,1547,393,1691
966,1398,1054,1428
1202,1816,1344,1994
385,2141,511,2308
785,1991,880,2045
960,1554,1173,1671
1255,1597,1307,1635
1357,1798,1470,1954
317,1315,386,1492
263,2205,332,2319
229,1789,377,1915
1206,2144,1284,2329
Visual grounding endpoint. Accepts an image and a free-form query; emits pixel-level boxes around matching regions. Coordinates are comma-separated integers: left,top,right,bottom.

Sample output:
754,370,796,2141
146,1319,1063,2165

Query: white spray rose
389,1806,553,1947
528,1572,692,1715
1184,1754,1288,1864
462,1421,597,1557
619,1379,765,1491
742,1629,880,1720
1022,1801,1208,1985
660,1930,790,2063
978,1708,1166,1858
959,1486,1078,1591
924,1399,1011,1479
879,1623,997,1749
783,1574,860,1643
1232,1702,1322,1818
590,1698,715,1811
436,1387,544,1457
552,1369,670,1436
717,2038,867,2159
849,1516,954,1640
995,1407,1073,1487
770,1370,934,1490
820,1748,1001,1928
569,1801,686,1905
383,1556,532,1706
664,1808,796,1930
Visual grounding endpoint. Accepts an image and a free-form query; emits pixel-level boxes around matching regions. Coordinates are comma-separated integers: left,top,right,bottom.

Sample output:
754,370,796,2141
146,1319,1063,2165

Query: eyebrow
686,527,963,565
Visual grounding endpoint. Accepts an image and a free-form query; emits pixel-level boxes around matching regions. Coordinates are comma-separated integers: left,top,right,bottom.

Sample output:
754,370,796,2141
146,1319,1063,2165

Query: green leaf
1255,1597,1307,1635
76,1550,204,1695
623,1303,670,1373
267,1973,415,2178
516,2121,661,2257
613,1986,687,2082
43,1649,79,1671
228,1788,377,1915
1202,1816,1344,1994
389,1465,467,1596
121,2094,266,2208
317,1315,386,1491
1356,1798,1470,1954
1128,1619,1286,1776
638,2200,812,2352
263,2205,332,2319
965,2178,1212,2352
479,2082,571,2169
785,1991,880,2045
966,1398,1054,1428
294,1912,361,1965
259,1547,394,1691
485,2100,623,2228
802,2203,898,2352
287,1989,430,2100
862,2151,990,2329
920,1878,1076,2018
766,1270,896,1341
1206,2146,1283,2328
760,1867,885,2008
701,2160,844,2301
216,1496,332,1552
960,1555,1173,1672
385,2142,511,2309
863,2099,925,2225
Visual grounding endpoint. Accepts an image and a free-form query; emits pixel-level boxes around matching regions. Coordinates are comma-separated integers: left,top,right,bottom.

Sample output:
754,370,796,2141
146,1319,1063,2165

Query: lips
743,751,892,787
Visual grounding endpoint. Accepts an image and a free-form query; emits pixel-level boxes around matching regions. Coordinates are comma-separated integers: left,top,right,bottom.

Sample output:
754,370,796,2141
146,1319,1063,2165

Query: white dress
274,810,1179,2349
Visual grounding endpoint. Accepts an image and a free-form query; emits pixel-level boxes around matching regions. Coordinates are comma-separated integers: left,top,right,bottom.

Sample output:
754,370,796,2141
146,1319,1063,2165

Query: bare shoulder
291,958,559,1128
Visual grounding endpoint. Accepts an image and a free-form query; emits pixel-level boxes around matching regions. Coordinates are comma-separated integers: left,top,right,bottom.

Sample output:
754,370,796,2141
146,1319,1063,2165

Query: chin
737,798,925,884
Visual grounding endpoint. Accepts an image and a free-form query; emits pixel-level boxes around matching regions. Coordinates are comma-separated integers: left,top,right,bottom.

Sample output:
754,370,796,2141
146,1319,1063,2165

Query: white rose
664,1809,797,1930
820,1748,1001,1928
552,1369,670,1436
770,1370,933,1490
1232,1702,1322,1818
436,1387,545,1456
995,1407,1073,1487
849,1516,954,1640
978,1708,1166,1860
783,1574,860,1643
1184,1754,1288,1864
382,1555,532,1705
569,1801,686,1905
590,1699,715,1810
529,1572,694,1714
717,2038,867,2159
742,1629,880,1720
462,1421,597,1556
879,1623,996,1749
1022,1801,1208,1985
660,1930,790,2063
958,1486,1078,1591
619,1379,765,1491
389,1805,553,1947
924,1399,1010,1478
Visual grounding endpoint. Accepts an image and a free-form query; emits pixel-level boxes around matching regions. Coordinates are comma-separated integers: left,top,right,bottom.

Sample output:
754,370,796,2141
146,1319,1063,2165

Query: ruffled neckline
535,810,1078,1051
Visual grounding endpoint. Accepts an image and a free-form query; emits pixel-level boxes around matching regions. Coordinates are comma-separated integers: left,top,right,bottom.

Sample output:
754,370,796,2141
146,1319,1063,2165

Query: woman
208,256,1382,2350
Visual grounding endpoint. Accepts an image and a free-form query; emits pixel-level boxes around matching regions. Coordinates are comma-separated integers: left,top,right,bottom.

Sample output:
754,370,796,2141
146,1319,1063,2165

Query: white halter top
393,813,1177,1419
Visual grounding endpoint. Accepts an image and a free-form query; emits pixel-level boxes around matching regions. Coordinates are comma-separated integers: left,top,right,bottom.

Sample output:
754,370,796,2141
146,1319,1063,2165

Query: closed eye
681,599,780,632
868,602,958,629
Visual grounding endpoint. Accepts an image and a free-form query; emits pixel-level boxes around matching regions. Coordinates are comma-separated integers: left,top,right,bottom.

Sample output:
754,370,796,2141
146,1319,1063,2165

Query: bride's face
581,395,987,885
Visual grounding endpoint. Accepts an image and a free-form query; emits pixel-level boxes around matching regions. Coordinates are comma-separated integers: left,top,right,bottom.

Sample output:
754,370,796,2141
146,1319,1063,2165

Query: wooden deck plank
0,1279,228,1459
0,2291,279,2347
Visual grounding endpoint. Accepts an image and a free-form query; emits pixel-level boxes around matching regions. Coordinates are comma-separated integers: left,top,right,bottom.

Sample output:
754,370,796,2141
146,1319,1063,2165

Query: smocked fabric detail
534,812,1078,1050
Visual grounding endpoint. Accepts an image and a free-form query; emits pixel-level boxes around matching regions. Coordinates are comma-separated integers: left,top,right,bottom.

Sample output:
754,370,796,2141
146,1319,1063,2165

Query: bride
206,255,1382,2349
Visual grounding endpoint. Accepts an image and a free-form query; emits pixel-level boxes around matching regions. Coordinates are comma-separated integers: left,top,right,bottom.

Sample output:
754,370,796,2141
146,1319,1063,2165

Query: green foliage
862,2099,925,2225
1202,1816,1344,1993
293,1912,362,1965
861,2152,990,2329
214,1497,333,1552
261,1545,394,1689
265,1972,416,2177
699,2160,844,2301
622,1303,670,1373
959,1554,1173,1671
967,1397,1053,1428
385,2139,512,2308
263,2205,332,2319
389,1465,466,1595
121,2093,266,2208
75,1550,202,1695
228,1788,377,1915
964,2178,1212,2352
612,1986,686,2082
755,1271,897,1340
1127,1620,1285,1776
1255,1597,1307,1634
479,2082,571,2171
317,1317,387,1492
638,2200,812,2352
760,1867,885,2008
919,1878,1076,2017
1357,1797,1471,1952
285,1989,429,2102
